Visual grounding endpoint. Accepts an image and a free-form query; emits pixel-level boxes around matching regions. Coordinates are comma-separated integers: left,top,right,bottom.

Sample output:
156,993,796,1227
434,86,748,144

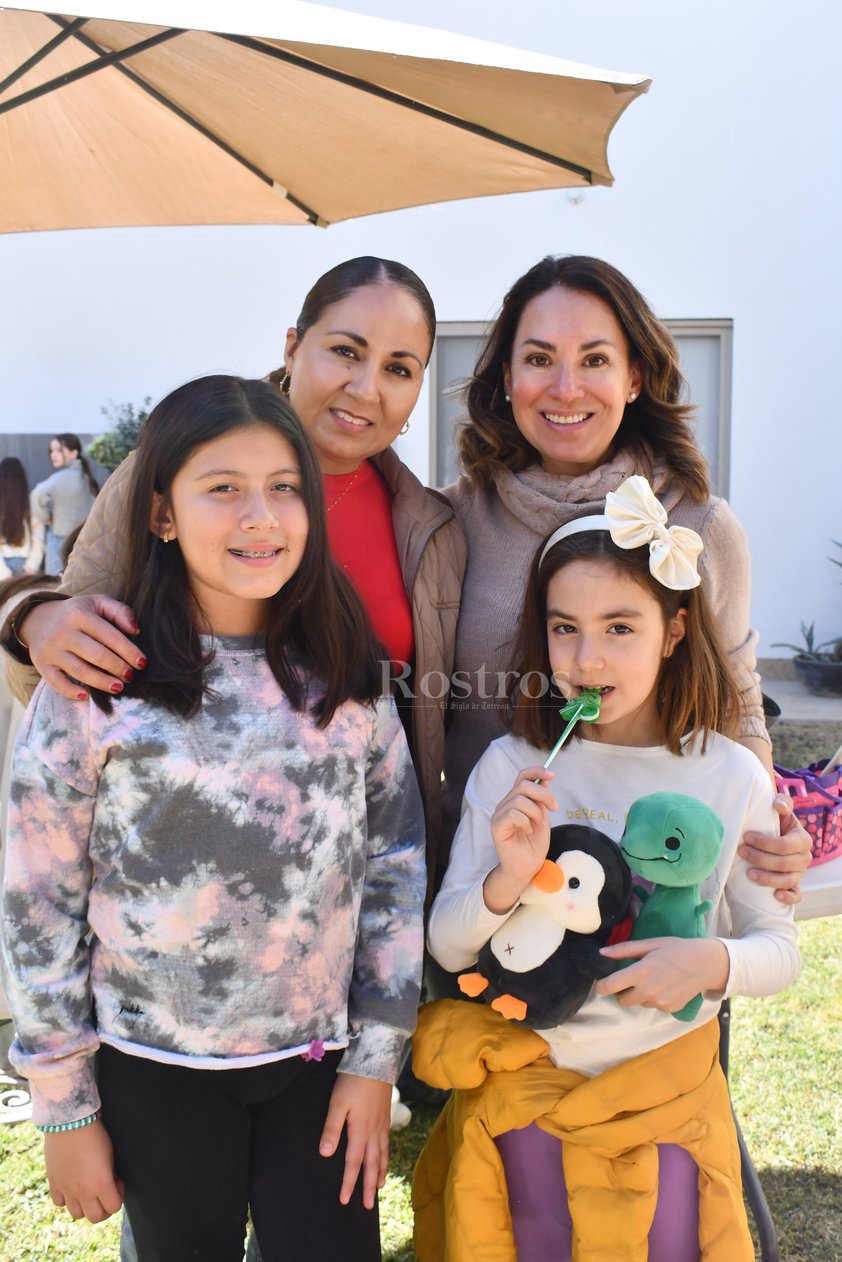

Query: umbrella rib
215,31,596,184
40,16,323,226
0,16,89,97
0,27,185,116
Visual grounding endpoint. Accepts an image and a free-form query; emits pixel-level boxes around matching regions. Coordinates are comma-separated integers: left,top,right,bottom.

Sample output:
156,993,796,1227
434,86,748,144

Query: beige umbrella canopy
0,0,651,232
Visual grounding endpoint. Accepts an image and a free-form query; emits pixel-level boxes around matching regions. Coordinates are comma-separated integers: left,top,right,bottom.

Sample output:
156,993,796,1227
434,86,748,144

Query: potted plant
773,543,842,695
773,622,842,696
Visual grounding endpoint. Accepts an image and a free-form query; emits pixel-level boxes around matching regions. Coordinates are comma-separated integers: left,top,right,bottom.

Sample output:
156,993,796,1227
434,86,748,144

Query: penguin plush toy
458,823,633,1029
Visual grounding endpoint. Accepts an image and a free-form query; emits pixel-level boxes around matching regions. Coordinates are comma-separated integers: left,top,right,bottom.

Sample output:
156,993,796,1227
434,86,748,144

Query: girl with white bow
416,476,799,1262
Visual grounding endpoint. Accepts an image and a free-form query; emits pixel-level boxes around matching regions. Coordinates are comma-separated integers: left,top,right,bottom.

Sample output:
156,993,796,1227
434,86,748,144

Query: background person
30,433,99,575
0,456,44,579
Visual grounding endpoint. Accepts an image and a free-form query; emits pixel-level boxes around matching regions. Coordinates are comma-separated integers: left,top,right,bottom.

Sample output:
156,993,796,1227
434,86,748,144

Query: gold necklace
325,466,362,512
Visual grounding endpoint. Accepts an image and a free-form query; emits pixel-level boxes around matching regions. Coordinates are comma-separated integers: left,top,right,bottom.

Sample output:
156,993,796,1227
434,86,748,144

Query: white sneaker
389,1086,412,1130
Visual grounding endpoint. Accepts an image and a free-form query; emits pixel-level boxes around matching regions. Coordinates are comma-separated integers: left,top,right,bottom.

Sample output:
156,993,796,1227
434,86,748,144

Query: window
432,319,733,495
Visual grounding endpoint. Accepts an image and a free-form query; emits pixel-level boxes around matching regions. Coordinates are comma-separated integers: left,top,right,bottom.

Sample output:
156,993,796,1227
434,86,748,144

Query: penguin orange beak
532,860,565,893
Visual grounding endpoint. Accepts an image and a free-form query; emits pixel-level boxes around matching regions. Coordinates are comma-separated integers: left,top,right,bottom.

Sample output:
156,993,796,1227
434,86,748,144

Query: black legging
97,1044,381,1262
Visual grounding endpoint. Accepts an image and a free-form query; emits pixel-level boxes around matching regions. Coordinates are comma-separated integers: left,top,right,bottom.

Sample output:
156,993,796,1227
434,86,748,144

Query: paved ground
760,661,842,768
765,676,842,725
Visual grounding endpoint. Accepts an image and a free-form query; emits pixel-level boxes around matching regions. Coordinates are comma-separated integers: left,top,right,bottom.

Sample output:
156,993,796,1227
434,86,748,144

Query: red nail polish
123,667,134,681
76,691,88,701
110,682,123,694
136,656,148,669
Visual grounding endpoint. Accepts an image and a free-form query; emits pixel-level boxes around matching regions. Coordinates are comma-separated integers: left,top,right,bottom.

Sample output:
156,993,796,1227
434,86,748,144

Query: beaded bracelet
35,1109,101,1134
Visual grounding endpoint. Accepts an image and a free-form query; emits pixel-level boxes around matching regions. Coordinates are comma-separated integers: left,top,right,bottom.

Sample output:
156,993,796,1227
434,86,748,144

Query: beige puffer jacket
3,447,466,902
372,449,466,894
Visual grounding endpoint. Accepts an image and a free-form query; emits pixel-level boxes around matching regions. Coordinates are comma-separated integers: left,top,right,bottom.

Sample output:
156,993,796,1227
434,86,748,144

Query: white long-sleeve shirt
429,731,799,1076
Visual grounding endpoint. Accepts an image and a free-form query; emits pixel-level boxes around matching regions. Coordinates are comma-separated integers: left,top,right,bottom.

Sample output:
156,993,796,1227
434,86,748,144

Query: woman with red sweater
4,258,465,906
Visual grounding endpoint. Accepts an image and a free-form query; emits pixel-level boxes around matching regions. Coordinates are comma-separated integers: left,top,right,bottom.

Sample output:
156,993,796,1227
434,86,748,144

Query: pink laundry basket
774,759,842,866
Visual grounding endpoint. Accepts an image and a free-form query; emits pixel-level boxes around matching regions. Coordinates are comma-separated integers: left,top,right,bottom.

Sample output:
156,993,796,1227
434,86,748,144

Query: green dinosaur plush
619,792,725,1021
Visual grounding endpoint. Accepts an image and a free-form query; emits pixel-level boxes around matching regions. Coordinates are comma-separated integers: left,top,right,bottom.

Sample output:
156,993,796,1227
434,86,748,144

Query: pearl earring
628,392,637,402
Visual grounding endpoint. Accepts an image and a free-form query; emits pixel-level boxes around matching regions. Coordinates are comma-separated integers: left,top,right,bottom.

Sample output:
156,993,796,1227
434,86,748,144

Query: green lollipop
537,686,602,779
561,687,602,724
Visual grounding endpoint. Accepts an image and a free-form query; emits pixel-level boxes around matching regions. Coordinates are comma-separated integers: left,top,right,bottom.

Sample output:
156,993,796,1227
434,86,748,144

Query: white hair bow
538,476,703,591
604,476,703,590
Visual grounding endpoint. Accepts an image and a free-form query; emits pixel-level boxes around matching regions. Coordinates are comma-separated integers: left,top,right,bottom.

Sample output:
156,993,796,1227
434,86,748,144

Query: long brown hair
0,457,31,547
510,528,740,755
459,255,710,500
103,375,383,722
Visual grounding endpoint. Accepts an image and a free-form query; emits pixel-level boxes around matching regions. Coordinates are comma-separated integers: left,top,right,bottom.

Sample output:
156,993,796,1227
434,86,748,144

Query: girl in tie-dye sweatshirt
1,376,425,1262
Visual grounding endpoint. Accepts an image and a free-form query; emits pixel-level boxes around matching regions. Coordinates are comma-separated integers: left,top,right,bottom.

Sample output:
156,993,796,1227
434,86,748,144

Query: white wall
1,0,839,655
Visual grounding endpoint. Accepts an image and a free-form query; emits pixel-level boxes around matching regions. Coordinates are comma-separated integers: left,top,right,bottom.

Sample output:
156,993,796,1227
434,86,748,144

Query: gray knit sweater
30,460,95,539
441,452,765,852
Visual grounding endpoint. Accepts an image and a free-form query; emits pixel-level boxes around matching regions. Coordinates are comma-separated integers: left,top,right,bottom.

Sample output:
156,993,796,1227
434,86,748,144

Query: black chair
718,1000,779,1262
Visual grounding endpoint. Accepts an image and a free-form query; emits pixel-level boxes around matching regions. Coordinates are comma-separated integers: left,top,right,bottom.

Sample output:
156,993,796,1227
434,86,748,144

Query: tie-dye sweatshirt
1,637,426,1126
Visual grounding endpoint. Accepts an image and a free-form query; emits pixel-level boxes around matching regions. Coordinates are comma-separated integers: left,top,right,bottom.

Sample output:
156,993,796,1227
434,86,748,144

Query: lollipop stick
542,702,585,770
534,688,602,782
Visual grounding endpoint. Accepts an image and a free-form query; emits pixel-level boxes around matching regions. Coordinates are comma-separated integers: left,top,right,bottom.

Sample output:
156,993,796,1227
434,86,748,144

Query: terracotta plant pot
793,654,842,696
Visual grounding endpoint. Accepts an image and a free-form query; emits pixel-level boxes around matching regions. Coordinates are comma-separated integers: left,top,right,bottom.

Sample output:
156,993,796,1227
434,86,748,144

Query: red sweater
323,461,414,667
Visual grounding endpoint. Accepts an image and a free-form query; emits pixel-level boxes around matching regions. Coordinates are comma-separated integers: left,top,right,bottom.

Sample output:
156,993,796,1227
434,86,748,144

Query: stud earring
504,394,511,403
628,392,638,402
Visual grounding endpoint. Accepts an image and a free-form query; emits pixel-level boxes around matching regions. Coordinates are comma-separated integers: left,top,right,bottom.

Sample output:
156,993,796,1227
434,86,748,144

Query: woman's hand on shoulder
738,793,811,905
43,1120,124,1224
22,594,145,700
319,1072,391,1210
484,769,558,913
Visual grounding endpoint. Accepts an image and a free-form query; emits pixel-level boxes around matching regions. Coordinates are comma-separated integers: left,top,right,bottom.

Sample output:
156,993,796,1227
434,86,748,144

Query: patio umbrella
0,0,650,232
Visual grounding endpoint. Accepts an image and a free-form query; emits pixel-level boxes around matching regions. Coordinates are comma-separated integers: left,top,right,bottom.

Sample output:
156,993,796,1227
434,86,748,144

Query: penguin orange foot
458,972,489,997
491,994,528,1022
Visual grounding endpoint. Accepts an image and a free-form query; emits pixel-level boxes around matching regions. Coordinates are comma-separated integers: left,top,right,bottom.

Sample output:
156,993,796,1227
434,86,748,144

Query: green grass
729,916,842,1262
2,917,839,1261
771,722,842,775
0,1119,122,1259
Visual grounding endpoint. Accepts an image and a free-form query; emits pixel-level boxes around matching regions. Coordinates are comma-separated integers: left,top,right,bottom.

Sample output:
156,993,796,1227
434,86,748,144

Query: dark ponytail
54,433,99,497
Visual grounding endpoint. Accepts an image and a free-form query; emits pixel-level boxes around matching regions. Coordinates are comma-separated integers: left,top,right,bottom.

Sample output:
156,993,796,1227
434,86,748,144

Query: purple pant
495,1123,700,1262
